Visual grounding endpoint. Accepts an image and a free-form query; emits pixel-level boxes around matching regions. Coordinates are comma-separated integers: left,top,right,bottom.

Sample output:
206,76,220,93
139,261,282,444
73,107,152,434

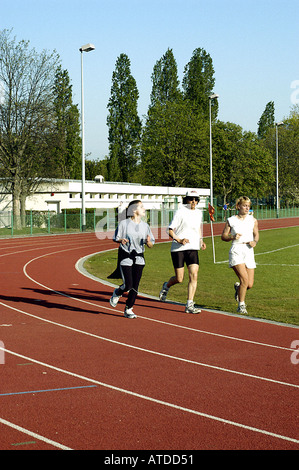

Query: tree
0,29,60,226
106,53,141,182
85,156,109,181
141,100,209,187
150,48,181,108
262,106,299,205
182,47,218,120
51,66,81,179
240,131,274,199
257,101,275,139
212,121,244,203
212,122,274,203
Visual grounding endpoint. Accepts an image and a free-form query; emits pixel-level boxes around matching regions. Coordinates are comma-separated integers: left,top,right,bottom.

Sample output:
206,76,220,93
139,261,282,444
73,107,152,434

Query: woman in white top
221,196,259,315
159,190,206,314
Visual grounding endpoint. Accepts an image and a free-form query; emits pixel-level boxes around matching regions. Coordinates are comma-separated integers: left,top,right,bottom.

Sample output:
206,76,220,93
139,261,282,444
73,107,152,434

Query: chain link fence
0,206,298,237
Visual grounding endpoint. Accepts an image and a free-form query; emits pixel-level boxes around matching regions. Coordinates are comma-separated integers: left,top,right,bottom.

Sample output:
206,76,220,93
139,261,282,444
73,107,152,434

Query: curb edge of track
75,252,299,330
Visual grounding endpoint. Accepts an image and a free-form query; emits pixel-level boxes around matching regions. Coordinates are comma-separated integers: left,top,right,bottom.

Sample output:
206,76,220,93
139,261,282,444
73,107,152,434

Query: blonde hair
236,196,251,208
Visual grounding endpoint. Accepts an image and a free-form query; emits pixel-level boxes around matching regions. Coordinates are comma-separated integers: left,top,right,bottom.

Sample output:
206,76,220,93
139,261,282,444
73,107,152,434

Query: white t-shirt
169,206,203,252
113,218,155,265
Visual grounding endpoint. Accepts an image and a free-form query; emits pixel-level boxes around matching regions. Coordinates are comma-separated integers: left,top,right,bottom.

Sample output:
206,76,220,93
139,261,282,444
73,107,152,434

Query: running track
0,218,298,451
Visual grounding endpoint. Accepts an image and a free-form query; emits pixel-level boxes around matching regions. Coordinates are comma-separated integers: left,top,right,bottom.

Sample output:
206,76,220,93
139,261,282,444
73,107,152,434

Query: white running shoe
237,304,248,315
109,289,121,307
159,282,169,301
234,282,240,302
124,307,137,319
185,302,201,314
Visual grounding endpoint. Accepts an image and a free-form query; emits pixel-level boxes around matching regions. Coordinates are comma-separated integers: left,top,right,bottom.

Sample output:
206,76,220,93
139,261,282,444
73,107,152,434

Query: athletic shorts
171,250,199,269
229,243,256,269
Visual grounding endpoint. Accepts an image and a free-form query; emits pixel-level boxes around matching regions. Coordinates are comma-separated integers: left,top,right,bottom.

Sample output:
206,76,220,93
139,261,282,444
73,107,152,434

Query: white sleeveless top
227,214,255,245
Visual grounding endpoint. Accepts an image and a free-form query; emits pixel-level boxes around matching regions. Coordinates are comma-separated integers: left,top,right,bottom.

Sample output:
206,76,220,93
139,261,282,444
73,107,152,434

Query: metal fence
0,206,298,237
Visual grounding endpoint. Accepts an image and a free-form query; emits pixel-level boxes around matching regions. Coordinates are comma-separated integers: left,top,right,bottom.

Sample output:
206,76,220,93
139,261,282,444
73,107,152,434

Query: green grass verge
84,226,299,326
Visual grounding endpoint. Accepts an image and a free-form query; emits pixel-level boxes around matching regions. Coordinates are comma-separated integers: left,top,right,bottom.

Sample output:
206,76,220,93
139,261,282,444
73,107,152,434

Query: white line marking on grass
215,243,299,264
256,263,299,267
1,346,299,446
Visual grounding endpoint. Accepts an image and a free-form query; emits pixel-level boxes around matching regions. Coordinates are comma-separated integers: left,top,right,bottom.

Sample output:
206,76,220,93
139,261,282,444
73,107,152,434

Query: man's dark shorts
171,250,199,269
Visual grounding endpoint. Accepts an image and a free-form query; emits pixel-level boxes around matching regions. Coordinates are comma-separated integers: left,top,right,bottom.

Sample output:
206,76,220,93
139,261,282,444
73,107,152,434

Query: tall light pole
209,94,219,207
275,121,283,219
79,43,95,231
209,93,219,264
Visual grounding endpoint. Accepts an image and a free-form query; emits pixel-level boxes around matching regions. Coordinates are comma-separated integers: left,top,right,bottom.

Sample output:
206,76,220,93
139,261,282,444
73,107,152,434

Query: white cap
185,189,200,198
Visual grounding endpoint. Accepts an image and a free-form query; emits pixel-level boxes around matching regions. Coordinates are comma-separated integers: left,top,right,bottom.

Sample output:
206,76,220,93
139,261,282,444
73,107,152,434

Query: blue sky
1,0,299,160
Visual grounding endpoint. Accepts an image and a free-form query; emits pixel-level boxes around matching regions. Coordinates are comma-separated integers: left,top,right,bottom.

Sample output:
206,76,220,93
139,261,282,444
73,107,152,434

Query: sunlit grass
84,226,299,325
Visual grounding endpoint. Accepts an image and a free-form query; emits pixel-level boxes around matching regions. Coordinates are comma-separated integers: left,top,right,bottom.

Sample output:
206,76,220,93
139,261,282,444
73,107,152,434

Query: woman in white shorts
221,196,259,314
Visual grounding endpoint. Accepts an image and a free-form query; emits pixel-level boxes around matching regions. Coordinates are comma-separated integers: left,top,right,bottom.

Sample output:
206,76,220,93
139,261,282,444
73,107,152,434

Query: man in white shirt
159,190,206,314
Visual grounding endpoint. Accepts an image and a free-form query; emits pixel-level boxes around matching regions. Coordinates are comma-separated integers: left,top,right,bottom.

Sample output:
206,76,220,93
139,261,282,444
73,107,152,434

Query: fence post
30,210,33,235
11,211,13,237
64,210,67,233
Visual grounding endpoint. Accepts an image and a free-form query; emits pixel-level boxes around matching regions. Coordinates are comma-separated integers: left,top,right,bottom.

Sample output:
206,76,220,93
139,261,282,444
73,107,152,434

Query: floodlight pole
275,121,283,219
209,94,219,264
80,43,95,231
209,93,219,209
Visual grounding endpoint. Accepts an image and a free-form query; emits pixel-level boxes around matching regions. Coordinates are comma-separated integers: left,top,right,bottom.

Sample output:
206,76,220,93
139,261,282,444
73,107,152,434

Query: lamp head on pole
209,93,219,100
79,43,95,53
276,121,284,127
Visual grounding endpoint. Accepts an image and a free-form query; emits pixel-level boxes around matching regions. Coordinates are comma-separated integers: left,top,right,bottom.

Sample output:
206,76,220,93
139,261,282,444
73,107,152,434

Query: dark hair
126,199,142,218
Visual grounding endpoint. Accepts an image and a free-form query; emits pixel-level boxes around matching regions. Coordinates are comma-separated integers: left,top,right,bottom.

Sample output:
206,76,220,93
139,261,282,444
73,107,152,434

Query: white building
0,178,210,214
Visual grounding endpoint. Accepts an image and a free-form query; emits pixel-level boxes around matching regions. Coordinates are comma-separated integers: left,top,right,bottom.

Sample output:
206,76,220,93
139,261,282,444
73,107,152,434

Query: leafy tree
85,156,109,181
0,29,60,226
182,47,218,120
240,131,274,200
106,53,141,182
150,48,181,108
257,101,275,139
212,122,274,203
141,100,209,187
212,121,244,203
263,106,299,205
51,66,81,179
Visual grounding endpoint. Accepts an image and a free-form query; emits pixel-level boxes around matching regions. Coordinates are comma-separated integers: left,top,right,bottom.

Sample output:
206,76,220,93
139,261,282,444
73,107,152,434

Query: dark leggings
116,263,144,309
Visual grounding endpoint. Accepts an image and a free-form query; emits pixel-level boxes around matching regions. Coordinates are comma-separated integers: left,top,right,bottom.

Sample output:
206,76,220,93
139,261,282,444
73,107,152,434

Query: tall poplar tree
149,48,181,108
51,66,81,179
107,53,141,182
182,47,218,120
141,48,211,186
257,101,275,139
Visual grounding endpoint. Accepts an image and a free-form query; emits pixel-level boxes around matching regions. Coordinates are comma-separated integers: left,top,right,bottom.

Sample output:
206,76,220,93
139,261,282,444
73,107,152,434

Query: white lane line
0,416,72,450
0,300,298,390
1,345,298,446
24,248,299,353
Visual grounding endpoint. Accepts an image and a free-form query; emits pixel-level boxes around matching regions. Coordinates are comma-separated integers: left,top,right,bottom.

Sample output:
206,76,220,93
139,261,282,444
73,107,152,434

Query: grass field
84,226,299,326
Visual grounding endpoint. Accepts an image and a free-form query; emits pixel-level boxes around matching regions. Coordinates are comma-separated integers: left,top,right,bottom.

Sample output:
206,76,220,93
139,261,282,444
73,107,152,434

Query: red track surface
0,218,298,451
